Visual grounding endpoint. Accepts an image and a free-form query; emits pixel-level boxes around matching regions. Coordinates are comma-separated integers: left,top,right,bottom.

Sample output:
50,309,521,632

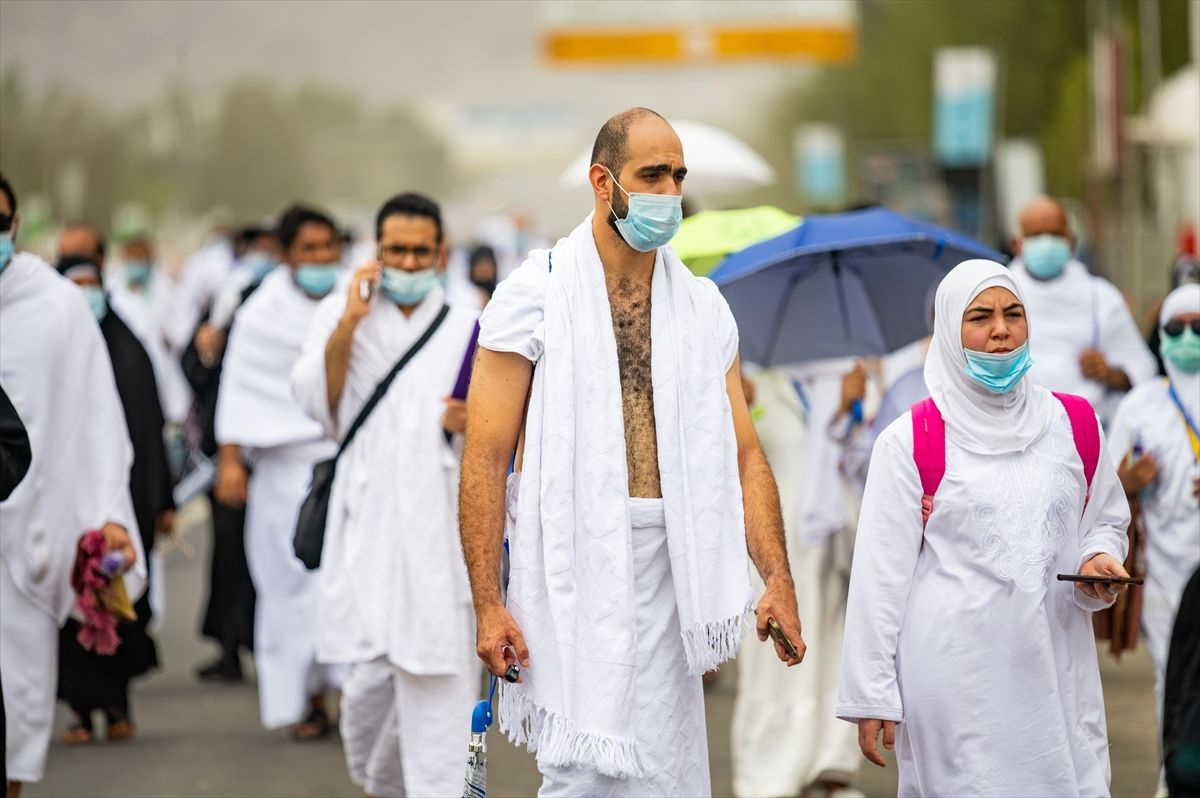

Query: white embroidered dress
838,259,1131,798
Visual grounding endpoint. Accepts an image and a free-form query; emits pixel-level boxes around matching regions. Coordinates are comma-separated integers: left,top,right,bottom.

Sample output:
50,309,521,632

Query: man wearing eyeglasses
290,192,479,798
1108,282,1200,798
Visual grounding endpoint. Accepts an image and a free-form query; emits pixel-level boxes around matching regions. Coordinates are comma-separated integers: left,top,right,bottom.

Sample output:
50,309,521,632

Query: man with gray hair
460,108,805,796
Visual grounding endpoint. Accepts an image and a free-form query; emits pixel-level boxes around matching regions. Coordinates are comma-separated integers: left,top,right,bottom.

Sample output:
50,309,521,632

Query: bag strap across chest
911,392,1099,527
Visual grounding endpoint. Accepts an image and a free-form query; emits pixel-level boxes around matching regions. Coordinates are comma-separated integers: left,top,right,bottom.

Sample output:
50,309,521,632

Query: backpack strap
1051,391,1100,507
910,397,945,528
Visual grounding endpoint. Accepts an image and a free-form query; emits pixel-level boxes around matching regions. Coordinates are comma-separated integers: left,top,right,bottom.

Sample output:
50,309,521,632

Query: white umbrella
559,119,776,195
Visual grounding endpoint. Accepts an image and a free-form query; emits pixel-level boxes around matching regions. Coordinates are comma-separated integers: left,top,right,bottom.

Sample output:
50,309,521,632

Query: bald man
459,108,805,796
1009,197,1156,417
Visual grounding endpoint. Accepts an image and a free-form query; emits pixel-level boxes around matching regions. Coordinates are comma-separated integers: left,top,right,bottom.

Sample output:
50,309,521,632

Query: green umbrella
671,206,801,276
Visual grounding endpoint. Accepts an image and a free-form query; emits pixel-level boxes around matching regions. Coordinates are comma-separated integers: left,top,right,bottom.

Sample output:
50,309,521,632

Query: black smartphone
1056,574,1144,585
766,617,800,659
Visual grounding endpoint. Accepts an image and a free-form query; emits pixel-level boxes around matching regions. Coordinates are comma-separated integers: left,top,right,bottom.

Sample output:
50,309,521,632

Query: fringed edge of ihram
680,603,753,676
498,684,645,779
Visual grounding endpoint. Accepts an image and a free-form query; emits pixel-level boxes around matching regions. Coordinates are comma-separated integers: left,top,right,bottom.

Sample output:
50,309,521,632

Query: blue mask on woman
604,167,683,253
1022,234,1072,280
963,343,1033,393
381,266,439,306
294,263,339,297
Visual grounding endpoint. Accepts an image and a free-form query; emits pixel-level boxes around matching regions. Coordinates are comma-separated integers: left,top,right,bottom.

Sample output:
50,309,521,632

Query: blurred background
3,0,1197,317
1,3,1196,796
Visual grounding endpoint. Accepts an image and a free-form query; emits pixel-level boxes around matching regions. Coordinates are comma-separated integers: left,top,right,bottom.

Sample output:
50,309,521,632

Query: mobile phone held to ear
766,617,799,659
1056,574,1144,585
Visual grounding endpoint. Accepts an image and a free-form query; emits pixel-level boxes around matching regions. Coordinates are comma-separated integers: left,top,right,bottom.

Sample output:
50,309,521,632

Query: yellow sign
712,26,856,63
544,29,685,64
544,25,856,65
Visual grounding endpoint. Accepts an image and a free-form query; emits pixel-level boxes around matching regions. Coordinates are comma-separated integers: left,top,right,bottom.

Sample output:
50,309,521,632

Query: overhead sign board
540,0,857,65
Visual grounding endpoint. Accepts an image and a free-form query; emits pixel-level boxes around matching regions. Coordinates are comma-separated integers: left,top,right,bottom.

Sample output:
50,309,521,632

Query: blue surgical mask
0,233,13,274
81,285,108,322
1022,234,1072,280
963,343,1033,393
293,263,339,297
124,261,152,289
1161,327,1200,373
381,266,439,306
242,252,277,284
604,167,683,253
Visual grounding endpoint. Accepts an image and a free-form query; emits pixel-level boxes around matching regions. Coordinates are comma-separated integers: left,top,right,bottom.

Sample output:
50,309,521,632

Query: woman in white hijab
837,259,1132,797
1108,282,1200,797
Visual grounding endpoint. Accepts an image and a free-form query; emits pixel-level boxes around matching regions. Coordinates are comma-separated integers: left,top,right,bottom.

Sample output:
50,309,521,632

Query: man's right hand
475,603,530,682
857,718,897,768
195,322,224,367
214,458,249,507
840,363,867,416
1118,453,1158,495
343,261,381,326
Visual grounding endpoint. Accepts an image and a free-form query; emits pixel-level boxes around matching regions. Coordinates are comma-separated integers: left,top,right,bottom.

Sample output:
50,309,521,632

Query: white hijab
924,259,1057,454
1161,283,1200,423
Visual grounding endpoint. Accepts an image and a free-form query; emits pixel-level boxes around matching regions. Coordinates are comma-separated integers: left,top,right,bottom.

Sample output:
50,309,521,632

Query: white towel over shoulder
479,215,752,778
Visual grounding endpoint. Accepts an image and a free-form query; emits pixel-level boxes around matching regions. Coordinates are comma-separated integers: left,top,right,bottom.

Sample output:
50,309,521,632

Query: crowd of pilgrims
0,157,1198,798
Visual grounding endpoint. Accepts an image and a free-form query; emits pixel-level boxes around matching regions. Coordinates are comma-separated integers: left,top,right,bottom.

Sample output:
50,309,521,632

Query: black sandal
290,707,332,741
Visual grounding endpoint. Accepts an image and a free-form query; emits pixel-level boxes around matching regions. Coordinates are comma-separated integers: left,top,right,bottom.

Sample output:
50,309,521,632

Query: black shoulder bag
293,304,451,570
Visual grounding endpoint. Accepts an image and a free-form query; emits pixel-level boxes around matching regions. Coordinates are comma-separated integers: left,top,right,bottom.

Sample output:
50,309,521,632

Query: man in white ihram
0,174,144,798
215,204,346,739
459,108,806,796
1008,197,1156,419
291,192,478,797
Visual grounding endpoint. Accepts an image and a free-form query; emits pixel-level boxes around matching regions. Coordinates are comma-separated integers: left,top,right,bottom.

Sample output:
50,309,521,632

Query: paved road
29,499,1162,797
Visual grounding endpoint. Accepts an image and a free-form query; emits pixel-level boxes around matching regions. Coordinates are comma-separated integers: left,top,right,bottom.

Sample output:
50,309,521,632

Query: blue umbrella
709,207,1006,366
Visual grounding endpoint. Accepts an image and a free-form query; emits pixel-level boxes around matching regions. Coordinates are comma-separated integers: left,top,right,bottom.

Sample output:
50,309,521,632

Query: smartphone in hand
766,617,800,659
1056,574,1144,585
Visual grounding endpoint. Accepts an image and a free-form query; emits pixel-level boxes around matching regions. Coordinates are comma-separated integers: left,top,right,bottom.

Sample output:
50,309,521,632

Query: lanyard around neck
1167,380,1200,463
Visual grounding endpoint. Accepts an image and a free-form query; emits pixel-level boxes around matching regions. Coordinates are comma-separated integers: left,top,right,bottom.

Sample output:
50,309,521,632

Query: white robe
839,258,1131,797
290,283,477,673
216,269,340,728
1108,380,1200,728
838,411,1130,796
731,369,860,797
0,252,144,782
1010,258,1157,414
109,283,191,425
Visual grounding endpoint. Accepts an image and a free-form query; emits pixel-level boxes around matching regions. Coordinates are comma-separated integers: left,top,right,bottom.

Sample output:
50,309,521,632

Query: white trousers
537,498,711,797
0,561,58,783
245,447,341,728
731,534,860,797
339,656,478,798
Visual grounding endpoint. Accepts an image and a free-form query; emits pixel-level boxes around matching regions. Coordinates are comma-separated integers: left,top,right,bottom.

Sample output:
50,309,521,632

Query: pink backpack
911,393,1100,527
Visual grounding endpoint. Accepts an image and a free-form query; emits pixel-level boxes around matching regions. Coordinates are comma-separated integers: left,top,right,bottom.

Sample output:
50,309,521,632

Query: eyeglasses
1163,318,1200,337
378,244,435,264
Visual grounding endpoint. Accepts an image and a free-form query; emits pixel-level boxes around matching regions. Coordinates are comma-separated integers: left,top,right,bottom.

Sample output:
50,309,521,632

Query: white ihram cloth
0,252,144,782
535,498,710,797
216,269,341,728
109,285,191,424
731,370,860,797
1107,284,1200,756
1010,257,1157,412
837,259,1131,797
478,215,750,780
290,283,478,674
